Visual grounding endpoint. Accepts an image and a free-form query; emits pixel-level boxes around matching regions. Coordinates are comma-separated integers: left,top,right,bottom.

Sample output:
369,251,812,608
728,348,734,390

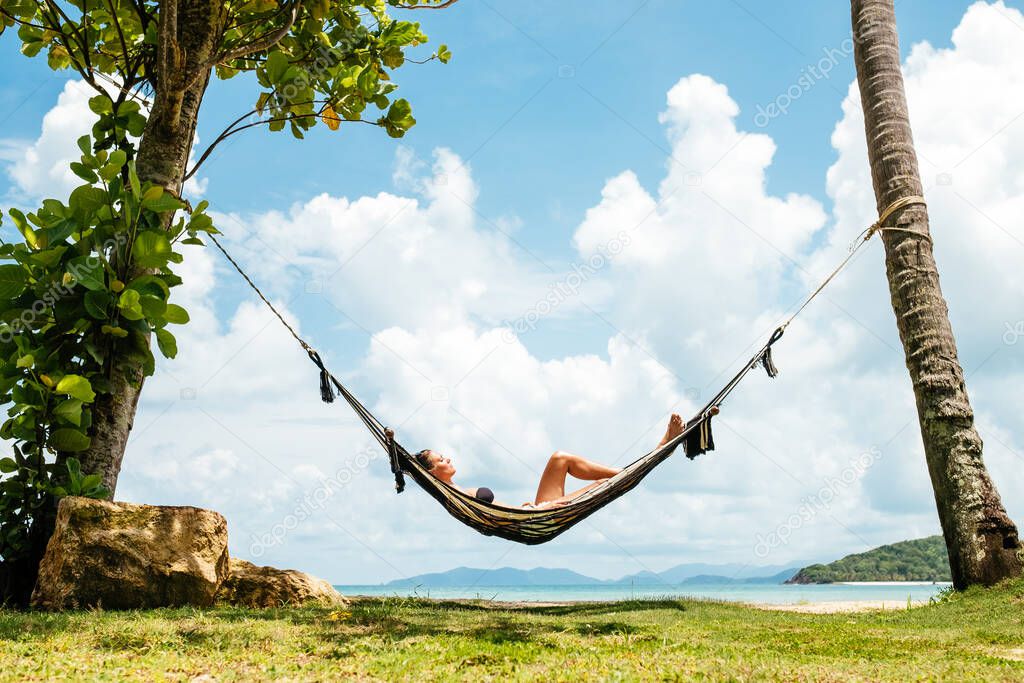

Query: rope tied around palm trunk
778,195,928,333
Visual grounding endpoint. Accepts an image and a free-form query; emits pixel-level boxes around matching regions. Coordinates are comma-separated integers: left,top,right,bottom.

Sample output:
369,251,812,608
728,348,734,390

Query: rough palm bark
79,0,228,493
851,0,1022,588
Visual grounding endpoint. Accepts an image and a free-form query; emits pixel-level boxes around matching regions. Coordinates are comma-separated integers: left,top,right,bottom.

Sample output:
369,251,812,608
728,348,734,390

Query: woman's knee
549,451,573,466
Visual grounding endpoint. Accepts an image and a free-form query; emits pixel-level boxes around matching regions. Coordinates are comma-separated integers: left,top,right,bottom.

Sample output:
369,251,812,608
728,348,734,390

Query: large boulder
216,558,346,608
31,497,229,610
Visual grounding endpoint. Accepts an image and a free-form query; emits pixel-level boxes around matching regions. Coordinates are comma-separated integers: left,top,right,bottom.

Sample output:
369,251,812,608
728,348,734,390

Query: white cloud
130,0,1024,580
2,79,207,204
574,73,828,369
214,148,568,334
8,2,1024,584
5,80,94,200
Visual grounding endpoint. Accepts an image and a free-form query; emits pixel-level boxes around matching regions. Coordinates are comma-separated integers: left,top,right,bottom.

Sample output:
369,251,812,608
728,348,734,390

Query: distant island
376,537,953,588
787,536,951,584
382,563,801,588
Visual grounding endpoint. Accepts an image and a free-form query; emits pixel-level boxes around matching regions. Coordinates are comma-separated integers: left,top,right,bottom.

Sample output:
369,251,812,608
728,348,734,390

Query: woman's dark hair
414,450,434,470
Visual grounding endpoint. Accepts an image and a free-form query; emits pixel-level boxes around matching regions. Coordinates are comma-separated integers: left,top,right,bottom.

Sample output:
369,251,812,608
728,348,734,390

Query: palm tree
850,0,1021,588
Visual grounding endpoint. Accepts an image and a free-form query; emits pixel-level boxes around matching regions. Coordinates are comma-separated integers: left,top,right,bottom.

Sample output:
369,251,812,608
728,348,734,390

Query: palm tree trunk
851,0,1021,588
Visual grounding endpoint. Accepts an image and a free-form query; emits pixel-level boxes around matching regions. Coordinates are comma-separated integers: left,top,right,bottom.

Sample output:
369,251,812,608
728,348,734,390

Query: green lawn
2,580,1023,681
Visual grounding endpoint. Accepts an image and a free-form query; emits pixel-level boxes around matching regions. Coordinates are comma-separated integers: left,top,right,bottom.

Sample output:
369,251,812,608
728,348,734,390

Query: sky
1,1,1023,585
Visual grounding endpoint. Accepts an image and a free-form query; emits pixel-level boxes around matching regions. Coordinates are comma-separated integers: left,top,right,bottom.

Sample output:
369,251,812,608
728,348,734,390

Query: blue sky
2,1,1023,584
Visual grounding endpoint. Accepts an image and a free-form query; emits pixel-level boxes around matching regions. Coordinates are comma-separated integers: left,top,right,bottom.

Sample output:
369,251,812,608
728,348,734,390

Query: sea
334,581,950,604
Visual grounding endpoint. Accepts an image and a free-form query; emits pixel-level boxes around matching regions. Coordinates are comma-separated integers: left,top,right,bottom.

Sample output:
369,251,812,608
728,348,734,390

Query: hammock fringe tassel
760,325,784,378
309,350,336,403
385,428,406,493
761,347,779,378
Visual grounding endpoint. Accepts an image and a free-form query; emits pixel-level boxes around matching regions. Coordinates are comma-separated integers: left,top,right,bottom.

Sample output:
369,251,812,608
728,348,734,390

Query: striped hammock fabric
308,327,773,545
394,416,714,545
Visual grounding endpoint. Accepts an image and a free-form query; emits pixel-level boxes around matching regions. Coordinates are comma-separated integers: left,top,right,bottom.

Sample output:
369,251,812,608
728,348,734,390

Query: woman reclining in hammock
414,411,700,509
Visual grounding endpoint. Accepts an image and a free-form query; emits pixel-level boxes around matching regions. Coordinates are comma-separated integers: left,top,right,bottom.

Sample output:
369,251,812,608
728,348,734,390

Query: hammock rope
205,195,926,544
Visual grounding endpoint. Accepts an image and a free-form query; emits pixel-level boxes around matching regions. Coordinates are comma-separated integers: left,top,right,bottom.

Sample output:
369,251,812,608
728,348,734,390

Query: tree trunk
80,0,227,495
851,0,1022,588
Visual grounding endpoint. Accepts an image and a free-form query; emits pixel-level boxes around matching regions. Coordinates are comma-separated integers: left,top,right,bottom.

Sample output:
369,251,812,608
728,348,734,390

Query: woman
414,412,690,509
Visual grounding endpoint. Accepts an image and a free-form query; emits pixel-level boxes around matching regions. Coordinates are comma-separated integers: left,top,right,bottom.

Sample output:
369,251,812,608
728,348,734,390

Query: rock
31,496,229,610
216,558,346,608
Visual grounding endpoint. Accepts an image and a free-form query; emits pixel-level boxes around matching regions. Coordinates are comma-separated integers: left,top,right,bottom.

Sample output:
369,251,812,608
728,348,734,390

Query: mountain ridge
382,562,802,587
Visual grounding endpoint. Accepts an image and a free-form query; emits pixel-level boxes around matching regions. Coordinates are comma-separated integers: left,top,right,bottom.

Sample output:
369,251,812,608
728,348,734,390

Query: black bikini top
474,487,494,504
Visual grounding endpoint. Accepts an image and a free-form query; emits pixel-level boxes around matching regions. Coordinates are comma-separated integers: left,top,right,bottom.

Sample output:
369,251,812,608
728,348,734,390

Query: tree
850,0,1022,588
0,0,454,605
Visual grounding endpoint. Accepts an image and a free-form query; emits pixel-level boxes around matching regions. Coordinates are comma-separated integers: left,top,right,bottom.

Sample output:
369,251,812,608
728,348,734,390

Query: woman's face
426,450,456,479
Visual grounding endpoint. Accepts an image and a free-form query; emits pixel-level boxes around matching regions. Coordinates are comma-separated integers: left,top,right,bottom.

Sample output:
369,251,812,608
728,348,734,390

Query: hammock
305,335,770,545
207,196,926,545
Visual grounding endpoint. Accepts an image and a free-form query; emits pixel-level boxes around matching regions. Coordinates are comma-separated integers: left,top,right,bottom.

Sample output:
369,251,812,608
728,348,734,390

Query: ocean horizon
334,581,951,604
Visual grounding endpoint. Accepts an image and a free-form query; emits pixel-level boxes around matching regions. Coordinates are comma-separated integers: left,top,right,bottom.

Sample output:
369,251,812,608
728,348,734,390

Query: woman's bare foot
658,413,685,448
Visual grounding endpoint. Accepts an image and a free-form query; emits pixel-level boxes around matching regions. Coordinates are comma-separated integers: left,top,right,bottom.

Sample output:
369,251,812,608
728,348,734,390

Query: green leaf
357,65,378,94
117,289,145,321
140,295,166,319
21,39,44,58
56,375,96,403
163,303,190,325
69,185,107,217
27,247,67,270
387,99,415,128
84,290,111,319
142,185,162,202
80,473,102,491
107,149,127,168
142,193,184,213
70,162,99,183
127,275,170,300
265,51,291,83
15,355,34,369
66,255,106,291
0,457,17,473
66,457,82,480
131,232,173,269
100,324,129,338
128,162,141,198
88,96,113,115
155,328,177,359
51,429,91,452
41,218,77,246
382,98,416,138
187,213,215,233
54,399,84,427
99,149,127,181
0,264,27,300
7,208,40,250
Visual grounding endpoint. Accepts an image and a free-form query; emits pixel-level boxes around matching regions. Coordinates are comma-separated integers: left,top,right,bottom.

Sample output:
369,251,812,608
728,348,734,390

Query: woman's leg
534,451,621,504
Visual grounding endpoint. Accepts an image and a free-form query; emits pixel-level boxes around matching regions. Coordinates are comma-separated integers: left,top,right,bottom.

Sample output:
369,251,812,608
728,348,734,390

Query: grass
1,579,1023,681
